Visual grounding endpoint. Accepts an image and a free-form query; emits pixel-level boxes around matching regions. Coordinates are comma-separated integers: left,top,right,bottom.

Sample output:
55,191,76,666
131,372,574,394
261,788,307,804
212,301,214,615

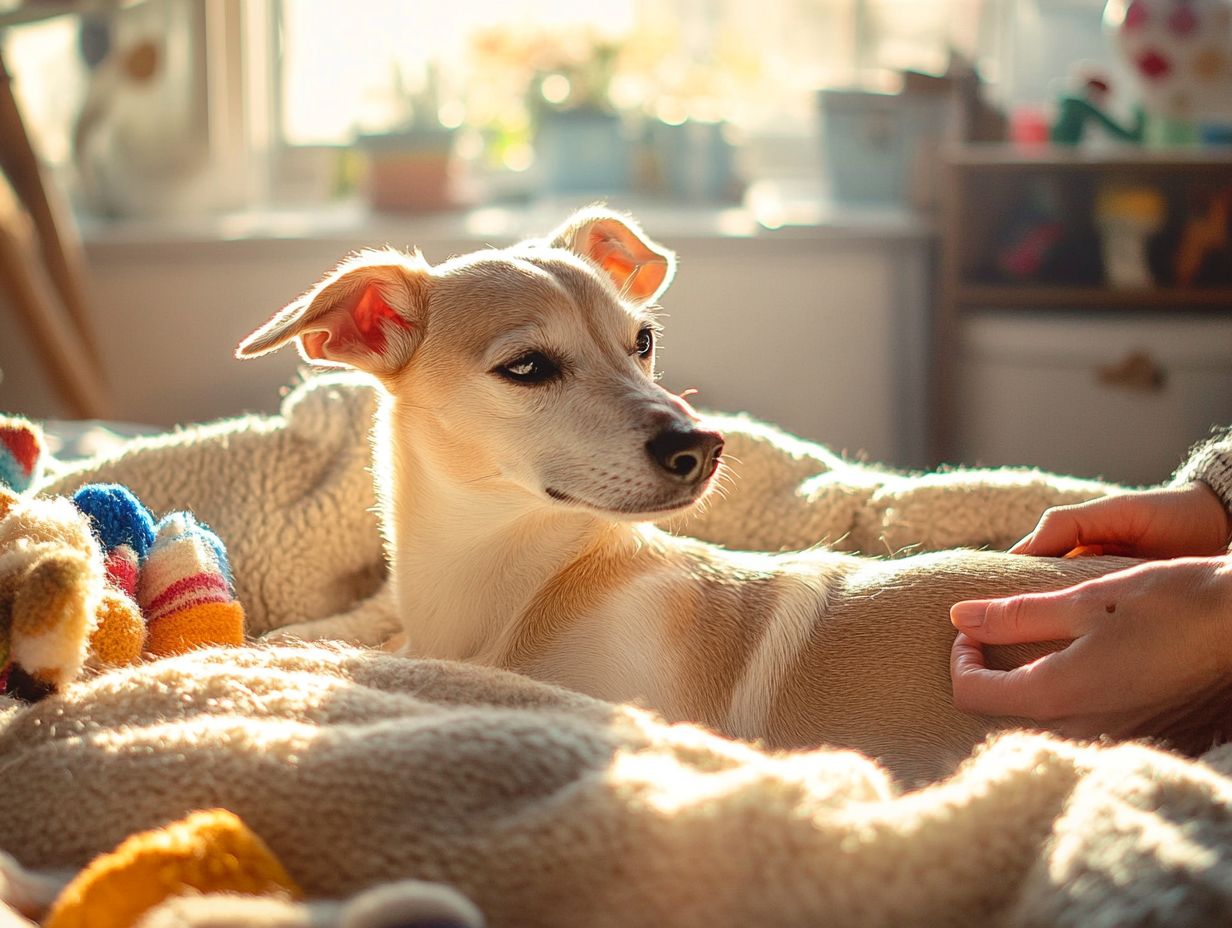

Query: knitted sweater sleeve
1171,427,1232,523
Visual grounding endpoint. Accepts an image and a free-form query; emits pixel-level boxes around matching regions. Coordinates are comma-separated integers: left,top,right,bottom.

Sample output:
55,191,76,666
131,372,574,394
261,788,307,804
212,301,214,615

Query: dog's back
501,527,1133,783
766,549,1134,782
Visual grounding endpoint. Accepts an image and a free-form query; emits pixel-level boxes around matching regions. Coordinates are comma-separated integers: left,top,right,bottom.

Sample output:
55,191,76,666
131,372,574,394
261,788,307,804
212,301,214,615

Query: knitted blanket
3,645,1232,927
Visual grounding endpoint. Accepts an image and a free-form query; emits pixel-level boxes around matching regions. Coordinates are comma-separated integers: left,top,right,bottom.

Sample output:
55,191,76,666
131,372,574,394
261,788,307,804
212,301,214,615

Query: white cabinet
955,311,1232,485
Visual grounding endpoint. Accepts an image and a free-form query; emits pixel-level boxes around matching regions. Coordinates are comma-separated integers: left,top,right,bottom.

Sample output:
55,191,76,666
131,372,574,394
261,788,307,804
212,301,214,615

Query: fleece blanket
11,372,1217,925
3,645,1232,928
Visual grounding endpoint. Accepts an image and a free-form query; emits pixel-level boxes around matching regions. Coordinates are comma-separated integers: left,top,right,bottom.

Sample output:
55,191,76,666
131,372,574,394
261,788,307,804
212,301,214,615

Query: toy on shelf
0,418,246,701
1174,186,1232,286
1105,0,1232,145
995,180,1067,280
1094,182,1167,287
993,179,1105,285
1051,71,1146,146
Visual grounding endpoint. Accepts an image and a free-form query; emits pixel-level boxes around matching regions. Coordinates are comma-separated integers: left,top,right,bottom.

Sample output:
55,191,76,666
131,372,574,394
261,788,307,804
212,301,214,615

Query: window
2,1,1117,215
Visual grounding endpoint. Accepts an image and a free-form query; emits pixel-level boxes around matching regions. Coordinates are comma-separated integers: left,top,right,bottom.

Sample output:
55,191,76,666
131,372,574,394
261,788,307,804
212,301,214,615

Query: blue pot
535,108,631,195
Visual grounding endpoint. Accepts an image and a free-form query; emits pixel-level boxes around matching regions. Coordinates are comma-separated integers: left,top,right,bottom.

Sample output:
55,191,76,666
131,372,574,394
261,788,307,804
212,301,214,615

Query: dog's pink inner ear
582,222,668,301
303,283,412,361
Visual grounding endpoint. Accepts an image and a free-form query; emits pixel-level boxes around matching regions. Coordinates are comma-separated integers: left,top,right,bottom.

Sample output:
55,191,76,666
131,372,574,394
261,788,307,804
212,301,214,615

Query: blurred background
0,0,1229,483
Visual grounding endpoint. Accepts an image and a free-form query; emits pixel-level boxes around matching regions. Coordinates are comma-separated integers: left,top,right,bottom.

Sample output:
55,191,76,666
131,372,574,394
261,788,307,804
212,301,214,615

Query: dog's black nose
646,426,724,482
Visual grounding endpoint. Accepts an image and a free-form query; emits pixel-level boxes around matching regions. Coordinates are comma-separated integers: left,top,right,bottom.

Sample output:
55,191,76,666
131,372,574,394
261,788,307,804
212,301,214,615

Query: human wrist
1172,433,1232,548
1185,482,1232,551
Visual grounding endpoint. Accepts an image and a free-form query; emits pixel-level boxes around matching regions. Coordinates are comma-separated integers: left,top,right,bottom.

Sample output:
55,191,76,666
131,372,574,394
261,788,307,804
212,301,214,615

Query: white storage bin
955,312,1232,485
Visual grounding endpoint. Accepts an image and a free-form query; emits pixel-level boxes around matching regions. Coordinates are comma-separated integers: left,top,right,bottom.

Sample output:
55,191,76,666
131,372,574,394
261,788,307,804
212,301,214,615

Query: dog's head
237,208,723,520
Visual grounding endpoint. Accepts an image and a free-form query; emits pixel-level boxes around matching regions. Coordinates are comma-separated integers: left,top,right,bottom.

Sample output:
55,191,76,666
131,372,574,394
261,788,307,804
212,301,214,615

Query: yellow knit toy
43,809,303,928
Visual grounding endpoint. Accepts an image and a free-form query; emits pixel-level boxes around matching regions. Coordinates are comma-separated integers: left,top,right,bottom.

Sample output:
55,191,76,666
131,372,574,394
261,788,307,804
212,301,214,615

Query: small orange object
144,600,246,657
1063,544,1105,558
44,808,301,928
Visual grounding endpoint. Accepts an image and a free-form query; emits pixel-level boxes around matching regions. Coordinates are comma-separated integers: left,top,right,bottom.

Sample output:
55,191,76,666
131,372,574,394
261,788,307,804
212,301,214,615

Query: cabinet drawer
954,312,1232,485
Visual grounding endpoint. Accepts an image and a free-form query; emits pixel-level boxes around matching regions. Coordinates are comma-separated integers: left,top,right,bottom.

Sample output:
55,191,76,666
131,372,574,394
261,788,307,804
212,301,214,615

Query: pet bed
7,372,1229,927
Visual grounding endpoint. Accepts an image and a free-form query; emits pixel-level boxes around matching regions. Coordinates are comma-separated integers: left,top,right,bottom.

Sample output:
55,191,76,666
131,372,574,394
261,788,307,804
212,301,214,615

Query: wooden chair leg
0,172,112,420
0,48,109,386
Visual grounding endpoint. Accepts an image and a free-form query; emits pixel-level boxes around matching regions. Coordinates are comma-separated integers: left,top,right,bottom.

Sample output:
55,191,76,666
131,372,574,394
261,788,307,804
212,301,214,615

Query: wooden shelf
946,144,1232,171
933,143,1232,465
956,284,1232,309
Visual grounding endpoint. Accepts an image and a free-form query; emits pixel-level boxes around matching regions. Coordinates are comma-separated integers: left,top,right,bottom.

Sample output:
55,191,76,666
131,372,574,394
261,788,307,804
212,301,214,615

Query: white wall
0,206,933,467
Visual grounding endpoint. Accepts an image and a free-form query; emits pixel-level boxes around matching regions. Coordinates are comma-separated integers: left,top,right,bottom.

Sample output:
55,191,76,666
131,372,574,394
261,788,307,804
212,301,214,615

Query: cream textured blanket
11,373,1219,926
3,645,1232,927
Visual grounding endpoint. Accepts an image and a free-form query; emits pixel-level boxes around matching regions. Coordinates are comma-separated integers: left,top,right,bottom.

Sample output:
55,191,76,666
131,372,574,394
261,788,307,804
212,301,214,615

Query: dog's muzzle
645,426,724,484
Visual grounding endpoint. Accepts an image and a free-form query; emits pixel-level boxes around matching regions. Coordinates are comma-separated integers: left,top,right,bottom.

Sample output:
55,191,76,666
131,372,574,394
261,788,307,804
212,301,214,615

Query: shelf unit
934,144,1232,466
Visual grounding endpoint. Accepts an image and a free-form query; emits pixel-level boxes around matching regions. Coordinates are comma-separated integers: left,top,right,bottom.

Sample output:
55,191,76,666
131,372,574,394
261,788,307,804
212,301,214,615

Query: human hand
1010,482,1232,559
950,556,1232,743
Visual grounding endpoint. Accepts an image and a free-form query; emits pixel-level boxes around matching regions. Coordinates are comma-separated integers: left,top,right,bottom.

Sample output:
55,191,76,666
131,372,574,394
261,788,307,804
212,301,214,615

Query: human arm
1171,427,1232,536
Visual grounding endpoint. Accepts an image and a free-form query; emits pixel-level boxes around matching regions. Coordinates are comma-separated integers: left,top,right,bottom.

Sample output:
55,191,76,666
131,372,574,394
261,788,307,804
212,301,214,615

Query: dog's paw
259,620,338,643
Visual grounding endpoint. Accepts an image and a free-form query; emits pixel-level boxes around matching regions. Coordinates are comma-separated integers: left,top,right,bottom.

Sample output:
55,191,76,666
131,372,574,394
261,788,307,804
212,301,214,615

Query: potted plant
356,63,459,213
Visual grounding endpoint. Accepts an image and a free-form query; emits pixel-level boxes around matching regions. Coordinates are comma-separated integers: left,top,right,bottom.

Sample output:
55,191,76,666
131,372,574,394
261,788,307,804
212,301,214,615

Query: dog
238,207,1132,782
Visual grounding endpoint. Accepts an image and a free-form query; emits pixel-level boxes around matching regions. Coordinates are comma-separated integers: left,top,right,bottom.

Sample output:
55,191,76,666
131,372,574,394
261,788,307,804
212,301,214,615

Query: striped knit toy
137,512,245,656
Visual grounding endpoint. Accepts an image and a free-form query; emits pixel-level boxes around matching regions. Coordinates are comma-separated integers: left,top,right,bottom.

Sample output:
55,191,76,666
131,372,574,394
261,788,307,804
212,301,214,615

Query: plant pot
646,120,740,202
534,108,631,195
358,129,457,213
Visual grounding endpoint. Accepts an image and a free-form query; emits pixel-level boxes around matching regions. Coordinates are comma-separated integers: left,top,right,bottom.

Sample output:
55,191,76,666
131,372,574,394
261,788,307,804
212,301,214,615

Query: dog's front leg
261,582,400,647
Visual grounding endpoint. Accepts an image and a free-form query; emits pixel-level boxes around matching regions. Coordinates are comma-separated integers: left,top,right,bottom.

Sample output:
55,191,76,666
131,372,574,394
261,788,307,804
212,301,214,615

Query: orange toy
44,809,302,928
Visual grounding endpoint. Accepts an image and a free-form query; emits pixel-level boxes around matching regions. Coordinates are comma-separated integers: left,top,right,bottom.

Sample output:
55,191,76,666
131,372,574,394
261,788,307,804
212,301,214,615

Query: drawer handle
1096,351,1166,392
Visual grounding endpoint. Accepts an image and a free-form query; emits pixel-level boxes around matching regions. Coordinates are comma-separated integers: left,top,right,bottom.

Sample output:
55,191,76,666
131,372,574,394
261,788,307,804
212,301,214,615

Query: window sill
77,183,935,262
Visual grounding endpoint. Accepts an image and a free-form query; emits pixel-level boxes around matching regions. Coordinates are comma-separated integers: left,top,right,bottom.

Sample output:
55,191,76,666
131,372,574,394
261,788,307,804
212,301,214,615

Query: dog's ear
546,209,675,302
236,251,429,375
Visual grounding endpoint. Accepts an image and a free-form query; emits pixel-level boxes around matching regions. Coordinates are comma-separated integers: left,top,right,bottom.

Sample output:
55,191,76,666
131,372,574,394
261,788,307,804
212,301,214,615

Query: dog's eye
497,352,560,385
635,327,654,358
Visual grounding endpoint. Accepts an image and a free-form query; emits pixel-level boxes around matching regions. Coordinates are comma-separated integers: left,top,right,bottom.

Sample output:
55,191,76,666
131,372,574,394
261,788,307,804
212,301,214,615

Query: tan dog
238,208,1129,782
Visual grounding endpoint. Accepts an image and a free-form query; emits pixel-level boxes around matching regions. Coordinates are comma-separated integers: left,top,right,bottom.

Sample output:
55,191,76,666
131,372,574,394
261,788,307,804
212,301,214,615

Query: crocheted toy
70,484,153,670
43,808,302,928
0,418,246,699
0,486,125,698
71,484,245,659
137,511,245,656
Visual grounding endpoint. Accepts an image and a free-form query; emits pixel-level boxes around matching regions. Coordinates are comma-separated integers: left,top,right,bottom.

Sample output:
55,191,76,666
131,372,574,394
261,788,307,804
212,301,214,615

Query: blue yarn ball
72,484,156,558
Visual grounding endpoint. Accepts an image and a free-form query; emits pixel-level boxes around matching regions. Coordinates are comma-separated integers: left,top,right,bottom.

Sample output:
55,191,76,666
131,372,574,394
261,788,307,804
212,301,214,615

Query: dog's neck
381,401,623,662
